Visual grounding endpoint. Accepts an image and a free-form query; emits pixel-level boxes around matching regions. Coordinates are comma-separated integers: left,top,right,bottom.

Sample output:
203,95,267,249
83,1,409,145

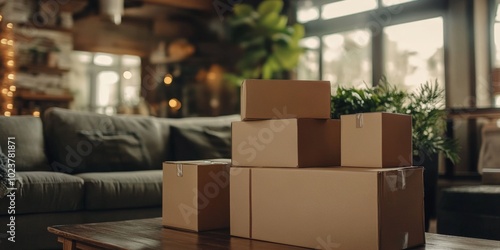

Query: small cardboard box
241,79,331,120
482,168,500,185
341,112,412,168
162,160,230,232
230,166,425,250
232,119,340,167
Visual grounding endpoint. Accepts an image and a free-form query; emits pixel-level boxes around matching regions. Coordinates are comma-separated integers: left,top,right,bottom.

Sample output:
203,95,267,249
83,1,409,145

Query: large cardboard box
241,79,331,120
341,112,412,168
232,119,340,167
162,160,230,232
230,166,425,250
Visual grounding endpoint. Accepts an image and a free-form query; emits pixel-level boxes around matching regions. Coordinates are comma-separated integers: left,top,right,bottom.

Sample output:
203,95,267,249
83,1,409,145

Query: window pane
382,0,416,6
94,53,116,66
297,37,320,80
297,0,319,23
322,29,372,88
97,71,119,107
383,17,444,92
322,0,377,20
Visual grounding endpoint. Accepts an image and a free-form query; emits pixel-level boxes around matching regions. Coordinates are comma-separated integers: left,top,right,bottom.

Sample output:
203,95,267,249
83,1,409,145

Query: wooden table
48,218,500,250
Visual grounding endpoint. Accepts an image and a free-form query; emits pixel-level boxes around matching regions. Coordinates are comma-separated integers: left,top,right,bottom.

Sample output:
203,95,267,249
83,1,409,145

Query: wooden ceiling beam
142,0,213,11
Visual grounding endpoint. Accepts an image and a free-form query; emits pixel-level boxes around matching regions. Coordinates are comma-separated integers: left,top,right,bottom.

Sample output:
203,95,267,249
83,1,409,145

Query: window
297,0,447,93
72,51,141,114
383,17,444,92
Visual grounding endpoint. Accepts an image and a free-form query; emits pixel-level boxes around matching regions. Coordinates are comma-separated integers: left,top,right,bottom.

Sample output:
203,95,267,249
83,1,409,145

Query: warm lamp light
164,74,173,85
9,86,16,92
4,111,11,117
6,104,12,109
7,74,14,80
33,111,40,117
168,98,182,111
6,23,13,29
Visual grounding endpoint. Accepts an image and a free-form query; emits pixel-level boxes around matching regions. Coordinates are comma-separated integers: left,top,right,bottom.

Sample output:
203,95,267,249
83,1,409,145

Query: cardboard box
230,166,425,250
341,112,412,168
482,168,500,185
162,159,230,232
241,79,331,120
232,119,340,167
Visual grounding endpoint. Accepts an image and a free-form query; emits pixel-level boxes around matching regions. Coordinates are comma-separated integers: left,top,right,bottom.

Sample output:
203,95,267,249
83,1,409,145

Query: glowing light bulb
7,40,13,46
0,15,3,22
7,91,13,97
7,51,13,57
7,60,14,67
6,104,13,109
4,111,11,117
33,111,40,117
1,88,7,94
6,23,13,29
164,74,173,85
7,74,14,80
0,38,6,44
168,98,182,111
123,71,132,79
9,86,16,92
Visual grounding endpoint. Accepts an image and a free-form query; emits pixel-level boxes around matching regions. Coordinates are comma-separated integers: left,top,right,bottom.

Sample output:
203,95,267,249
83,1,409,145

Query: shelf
18,65,70,75
16,23,72,33
16,92,73,102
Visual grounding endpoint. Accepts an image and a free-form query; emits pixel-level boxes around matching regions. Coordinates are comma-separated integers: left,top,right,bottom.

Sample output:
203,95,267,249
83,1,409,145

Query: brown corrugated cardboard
482,168,500,185
341,112,412,168
230,166,425,250
241,79,331,120
162,159,230,232
232,119,340,167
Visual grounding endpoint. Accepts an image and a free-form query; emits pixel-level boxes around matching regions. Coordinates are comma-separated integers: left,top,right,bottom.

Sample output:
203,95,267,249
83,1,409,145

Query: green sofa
0,108,237,250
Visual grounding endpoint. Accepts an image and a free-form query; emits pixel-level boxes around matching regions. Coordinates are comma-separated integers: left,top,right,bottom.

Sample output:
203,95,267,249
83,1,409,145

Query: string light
7,51,13,57
7,74,14,80
6,23,13,29
7,91,13,97
1,89,7,94
9,86,16,92
1,18,15,116
0,15,3,22
0,38,6,44
4,111,11,117
7,40,13,46
6,104,12,109
7,60,14,66
164,74,173,85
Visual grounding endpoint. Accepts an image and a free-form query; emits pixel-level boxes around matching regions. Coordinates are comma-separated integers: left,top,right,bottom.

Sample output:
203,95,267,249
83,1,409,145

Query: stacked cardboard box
230,80,425,250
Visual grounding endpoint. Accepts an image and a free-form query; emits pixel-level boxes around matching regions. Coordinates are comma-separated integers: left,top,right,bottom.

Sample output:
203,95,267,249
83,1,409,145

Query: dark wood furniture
47,218,500,250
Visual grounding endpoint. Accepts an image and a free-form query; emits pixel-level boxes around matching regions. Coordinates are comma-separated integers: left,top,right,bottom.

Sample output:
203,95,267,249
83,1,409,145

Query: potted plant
331,78,459,231
225,0,305,84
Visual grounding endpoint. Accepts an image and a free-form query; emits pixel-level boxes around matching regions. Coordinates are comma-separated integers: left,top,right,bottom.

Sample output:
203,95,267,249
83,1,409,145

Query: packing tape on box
356,113,363,128
176,164,183,177
385,170,407,192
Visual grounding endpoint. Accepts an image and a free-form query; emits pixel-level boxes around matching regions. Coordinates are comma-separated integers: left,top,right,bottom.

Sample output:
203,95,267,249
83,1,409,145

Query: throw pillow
170,124,231,161
51,131,150,173
0,116,50,171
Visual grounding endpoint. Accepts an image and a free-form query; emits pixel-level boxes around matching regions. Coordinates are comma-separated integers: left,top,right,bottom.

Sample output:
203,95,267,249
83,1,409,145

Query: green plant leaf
257,0,283,17
273,45,302,69
271,33,293,47
258,12,280,30
276,16,288,30
234,4,254,17
291,23,305,42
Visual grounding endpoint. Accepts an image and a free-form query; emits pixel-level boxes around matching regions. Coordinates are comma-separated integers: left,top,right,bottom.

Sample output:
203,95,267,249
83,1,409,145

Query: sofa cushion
76,170,162,210
170,124,231,160
0,116,50,171
44,108,165,173
0,171,84,215
157,115,239,161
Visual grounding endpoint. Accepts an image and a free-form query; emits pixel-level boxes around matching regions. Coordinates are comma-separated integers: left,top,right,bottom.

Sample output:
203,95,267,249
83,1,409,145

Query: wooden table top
48,218,500,250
